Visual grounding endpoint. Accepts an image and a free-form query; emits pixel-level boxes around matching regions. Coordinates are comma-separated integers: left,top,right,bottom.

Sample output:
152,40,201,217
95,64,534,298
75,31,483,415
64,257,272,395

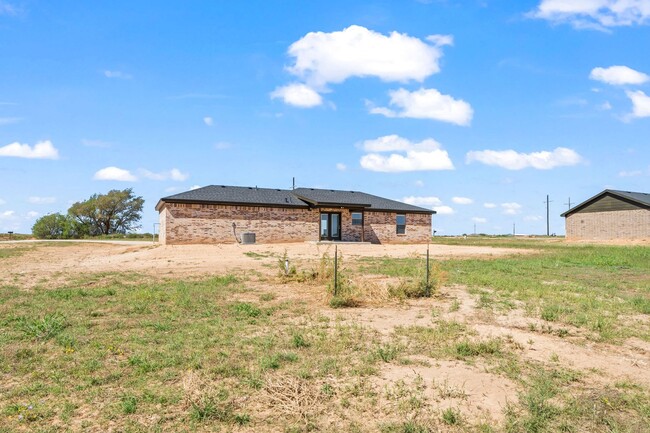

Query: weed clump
17,313,67,340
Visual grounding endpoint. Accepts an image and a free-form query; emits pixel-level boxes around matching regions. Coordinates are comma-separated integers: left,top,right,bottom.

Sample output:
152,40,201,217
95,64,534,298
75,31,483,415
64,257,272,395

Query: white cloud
81,138,112,148
104,70,132,79
626,90,650,118
414,180,425,187
402,196,442,206
452,197,473,205
336,163,347,171
0,198,5,205
164,186,182,193
590,66,650,85
359,135,454,172
361,135,412,152
270,83,323,107
369,88,473,126
524,215,543,221
0,140,59,159
466,147,583,170
501,202,522,215
0,2,19,16
93,166,137,182
530,0,650,30
189,185,201,190
26,211,39,219
484,202,497,208
0,210,15,219
616,168,650,176
214,141,232,150
598,101,612,110
286,25,451,88
0,117,21,125
472,217,487,223
203,116,214,126
433,205,455,215
140,168,189,182
28,196,56,204
169,169,188,181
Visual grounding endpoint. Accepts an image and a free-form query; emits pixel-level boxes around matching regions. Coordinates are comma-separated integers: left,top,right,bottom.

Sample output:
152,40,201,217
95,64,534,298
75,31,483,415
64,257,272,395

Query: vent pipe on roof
292,177,295,190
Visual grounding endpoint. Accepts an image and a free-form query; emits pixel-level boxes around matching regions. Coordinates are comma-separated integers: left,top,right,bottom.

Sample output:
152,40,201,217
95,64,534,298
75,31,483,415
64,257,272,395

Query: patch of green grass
441,407,462,425
230,302,261,318
0,246,31,259
375,343,402,363
17,313,67,340
454,338,502,358
120,394,137,414
380,421,432,433
370,243,650,342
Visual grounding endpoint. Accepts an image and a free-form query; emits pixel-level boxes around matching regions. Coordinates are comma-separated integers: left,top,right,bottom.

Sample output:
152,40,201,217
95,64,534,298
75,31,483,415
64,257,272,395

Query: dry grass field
0,239,648,432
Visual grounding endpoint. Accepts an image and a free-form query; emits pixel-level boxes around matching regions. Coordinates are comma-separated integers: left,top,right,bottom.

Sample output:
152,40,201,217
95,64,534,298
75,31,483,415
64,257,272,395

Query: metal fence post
334,244,338,296
426,244,430,297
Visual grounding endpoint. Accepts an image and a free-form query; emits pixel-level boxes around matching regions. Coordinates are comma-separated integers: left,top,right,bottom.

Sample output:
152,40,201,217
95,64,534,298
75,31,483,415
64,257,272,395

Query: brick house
561,189,650,240
155,185,435,245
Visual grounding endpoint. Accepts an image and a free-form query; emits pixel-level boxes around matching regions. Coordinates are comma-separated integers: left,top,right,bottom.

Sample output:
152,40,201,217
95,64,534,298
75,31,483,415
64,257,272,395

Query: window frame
351,212,363,226
396,214,406,235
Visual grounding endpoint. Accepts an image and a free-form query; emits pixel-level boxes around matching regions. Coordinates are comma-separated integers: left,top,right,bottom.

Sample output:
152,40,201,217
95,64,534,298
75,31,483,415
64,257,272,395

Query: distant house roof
561,189,650,217
156,185,435,214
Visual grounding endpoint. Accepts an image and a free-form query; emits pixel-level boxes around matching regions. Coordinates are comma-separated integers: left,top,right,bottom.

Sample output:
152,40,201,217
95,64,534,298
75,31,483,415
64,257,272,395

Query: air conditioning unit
241,232,256,244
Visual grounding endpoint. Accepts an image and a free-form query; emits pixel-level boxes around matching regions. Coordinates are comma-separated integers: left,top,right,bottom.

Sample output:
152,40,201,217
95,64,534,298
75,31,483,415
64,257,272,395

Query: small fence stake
284,258,289,276
425,243,431,297
333,244,338,296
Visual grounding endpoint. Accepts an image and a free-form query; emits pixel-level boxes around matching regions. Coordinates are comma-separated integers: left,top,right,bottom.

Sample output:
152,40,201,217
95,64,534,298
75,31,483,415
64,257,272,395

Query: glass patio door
320,212,341,241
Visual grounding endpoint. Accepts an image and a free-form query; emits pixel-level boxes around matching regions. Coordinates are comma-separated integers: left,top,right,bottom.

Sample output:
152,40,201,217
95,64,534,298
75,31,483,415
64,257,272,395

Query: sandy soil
0,241,527,288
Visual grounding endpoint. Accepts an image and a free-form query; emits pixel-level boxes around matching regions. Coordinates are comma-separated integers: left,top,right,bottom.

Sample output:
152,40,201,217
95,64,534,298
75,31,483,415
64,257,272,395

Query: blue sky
1,0,649,236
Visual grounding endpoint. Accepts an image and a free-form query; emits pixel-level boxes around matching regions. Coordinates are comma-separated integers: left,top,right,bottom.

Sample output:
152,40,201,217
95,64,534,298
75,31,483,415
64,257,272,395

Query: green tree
32,213,70,239
68,189,144,235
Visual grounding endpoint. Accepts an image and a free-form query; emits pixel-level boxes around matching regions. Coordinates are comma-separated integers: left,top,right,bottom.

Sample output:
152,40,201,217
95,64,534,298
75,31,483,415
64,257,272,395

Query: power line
564,197,572,210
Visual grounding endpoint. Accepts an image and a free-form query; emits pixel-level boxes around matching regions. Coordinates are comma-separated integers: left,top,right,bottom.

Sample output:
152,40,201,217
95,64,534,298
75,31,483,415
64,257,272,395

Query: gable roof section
157,185,435,214
561,189,650,217
293,187,434,214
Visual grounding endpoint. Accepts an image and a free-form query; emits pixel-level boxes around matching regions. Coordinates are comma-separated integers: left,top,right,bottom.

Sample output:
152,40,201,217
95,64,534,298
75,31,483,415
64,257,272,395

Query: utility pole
545,195,553,236
564,197,572,211
513,223,516,236
473,223,476,235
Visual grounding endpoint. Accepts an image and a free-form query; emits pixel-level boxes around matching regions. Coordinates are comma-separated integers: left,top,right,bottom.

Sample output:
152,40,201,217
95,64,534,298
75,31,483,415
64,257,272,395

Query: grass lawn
360,239,650,342
1,239,649,432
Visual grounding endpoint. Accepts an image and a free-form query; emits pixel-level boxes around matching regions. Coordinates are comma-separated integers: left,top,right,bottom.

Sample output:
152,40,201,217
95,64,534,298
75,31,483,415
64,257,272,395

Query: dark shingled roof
561,189,650,217
292,187,434,213
158,185,309,208
157,185,434,214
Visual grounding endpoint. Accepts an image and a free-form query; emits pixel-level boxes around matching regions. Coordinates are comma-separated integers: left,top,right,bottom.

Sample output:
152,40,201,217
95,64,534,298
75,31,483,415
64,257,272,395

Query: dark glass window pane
396,214,406,234
351,212,363,226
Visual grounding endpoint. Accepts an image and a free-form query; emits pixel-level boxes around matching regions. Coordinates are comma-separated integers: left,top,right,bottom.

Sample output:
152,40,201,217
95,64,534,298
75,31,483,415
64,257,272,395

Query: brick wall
565,208,650,240
159,203,432,244
364,211,431,244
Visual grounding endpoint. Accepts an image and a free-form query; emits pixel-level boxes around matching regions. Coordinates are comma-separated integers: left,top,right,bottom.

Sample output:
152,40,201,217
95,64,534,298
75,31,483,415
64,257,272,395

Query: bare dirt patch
0,241,526,288
376,360,518,423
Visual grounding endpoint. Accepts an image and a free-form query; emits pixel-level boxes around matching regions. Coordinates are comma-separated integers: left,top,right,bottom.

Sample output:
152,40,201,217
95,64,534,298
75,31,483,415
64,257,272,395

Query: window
351,212,363,226
396,214,406,234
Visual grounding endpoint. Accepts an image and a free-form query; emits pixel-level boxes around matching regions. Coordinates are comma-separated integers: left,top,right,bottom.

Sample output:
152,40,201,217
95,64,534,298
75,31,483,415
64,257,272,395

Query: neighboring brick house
155,185,435,245
561,189,650,240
